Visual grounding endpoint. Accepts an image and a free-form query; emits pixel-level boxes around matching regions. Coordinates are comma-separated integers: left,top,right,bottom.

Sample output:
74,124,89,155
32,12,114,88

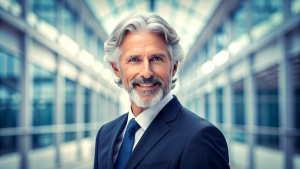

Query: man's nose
140,60,153,78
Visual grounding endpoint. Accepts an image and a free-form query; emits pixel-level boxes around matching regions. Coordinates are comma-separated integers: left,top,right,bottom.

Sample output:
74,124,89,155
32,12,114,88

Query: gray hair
104,12,185,88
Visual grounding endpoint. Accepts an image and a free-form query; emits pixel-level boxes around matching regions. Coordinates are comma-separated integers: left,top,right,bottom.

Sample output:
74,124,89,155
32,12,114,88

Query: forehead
120,31,168,52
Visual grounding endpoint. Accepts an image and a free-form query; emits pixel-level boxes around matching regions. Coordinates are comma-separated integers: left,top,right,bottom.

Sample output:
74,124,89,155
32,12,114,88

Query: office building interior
0,0,299,169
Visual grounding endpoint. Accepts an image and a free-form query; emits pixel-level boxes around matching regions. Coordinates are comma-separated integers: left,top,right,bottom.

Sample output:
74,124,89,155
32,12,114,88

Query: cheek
120,66,136,84
155,65,172,81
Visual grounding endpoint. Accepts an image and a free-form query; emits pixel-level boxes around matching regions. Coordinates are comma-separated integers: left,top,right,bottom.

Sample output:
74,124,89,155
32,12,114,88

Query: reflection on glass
0,49,20,155
96,94,102,122
256,66,279,149
97,39,104,62
291,56,300,154
0,136,16,155
251,0,282,40
62,3,77,40
31,65,54,148
65,78,76,142
32,133,53,149
204,93,210,121
231,0,247,40
31,0,57,27
217,88,224,124
32,65,54,126
65,132,76,142
233,80,246,142
84,87,91,138
84,25,91,51
215,25,227,53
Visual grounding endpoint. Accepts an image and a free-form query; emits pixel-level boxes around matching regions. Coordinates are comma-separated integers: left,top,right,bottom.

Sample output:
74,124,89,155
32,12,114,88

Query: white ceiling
86,0,221,53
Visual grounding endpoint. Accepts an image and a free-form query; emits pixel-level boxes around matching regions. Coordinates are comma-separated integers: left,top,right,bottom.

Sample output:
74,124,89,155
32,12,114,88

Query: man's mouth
134,83,159,90
137,83,157,87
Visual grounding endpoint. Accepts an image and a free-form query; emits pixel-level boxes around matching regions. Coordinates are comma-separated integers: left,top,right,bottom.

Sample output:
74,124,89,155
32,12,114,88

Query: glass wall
255,66,279,149
0,49,20,155
97,39,104,62
231,0,247,40
31,65,55,149
291,56,300,154
233,79,246,142
84,25,92,52
31,0,57,27
32,65,54,126
204,93,210,121
84,87,91,138
215,24,227,53
62,2,77,40
251,0,282,40
64,78,76,142
216,87,224,124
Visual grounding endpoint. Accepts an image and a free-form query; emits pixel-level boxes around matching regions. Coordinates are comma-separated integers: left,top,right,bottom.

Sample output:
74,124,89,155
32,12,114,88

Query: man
94,12,230,169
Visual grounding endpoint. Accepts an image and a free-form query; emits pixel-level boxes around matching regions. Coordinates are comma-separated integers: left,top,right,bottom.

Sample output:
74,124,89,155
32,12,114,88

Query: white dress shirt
113,92,173,163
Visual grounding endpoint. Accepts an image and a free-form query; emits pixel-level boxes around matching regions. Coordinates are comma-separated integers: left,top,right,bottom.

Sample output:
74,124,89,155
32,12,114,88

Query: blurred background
0,0,299,169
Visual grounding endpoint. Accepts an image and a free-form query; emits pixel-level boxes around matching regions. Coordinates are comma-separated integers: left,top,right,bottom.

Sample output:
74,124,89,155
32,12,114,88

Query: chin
130,89,163,108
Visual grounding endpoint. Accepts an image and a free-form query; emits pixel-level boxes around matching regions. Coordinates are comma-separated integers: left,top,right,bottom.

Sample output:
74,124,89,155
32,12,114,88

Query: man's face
111,31,178,108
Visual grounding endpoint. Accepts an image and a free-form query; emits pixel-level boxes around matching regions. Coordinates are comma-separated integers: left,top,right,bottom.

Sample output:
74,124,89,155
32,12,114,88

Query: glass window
84,87,91,138
0,136,17,155
65,132,76,142
216,88,224,124
32,65,54,126
96,94,102,122
291,56,300,154
204,93,210,121
32,133,53,149
256,66,279,149
0,49,20,155
31,0,57,27
250,0,282,40
62,3,77,40
64,78,76,142
231,0,247,40
215,25,227,53
233,79,246,142
84,25,92,51
0,50,20,128
97,39,104,62
31,65,54,149
251,0,281,26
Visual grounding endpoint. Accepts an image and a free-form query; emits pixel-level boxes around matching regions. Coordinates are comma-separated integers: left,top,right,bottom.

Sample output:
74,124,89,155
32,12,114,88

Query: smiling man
94,12,230,169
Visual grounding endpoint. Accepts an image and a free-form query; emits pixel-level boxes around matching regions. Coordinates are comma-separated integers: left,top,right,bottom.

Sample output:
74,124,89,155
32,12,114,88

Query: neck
130,100,149,117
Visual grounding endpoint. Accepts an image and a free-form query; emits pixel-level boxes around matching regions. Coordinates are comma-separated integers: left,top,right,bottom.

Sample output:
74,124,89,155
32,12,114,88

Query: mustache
130,76,163,87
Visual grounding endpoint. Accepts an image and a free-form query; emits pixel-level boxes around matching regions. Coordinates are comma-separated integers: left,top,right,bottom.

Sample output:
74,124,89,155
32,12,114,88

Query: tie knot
126,119,140,133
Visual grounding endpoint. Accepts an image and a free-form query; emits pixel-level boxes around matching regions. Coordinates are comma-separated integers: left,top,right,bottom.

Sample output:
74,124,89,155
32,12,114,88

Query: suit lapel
125,96,182,169
108,114,128,169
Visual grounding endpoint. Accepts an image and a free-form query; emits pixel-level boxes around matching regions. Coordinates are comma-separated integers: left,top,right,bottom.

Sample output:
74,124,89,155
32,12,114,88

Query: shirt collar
127,92,173,131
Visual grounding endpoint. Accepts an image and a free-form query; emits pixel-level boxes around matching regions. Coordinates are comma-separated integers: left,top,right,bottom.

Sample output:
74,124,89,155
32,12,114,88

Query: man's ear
172,61,178,77
111,62,121,78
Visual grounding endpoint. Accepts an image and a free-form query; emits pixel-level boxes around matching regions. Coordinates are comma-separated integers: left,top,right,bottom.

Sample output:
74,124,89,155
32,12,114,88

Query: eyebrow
150,53,167,58
127,55,140,59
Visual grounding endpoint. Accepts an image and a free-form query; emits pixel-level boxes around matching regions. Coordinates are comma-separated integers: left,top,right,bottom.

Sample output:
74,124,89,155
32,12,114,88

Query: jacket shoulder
101,113,127,131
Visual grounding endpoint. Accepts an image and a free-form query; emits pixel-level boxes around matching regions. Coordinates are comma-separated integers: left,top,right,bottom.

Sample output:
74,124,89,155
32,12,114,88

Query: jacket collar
124,96,182,169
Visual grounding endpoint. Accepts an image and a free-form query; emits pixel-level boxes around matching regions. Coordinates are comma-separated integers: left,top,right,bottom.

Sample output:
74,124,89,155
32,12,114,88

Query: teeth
139,83,155,87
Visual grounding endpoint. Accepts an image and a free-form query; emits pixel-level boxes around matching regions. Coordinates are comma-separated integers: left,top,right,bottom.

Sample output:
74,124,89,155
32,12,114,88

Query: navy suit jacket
94,96,230,169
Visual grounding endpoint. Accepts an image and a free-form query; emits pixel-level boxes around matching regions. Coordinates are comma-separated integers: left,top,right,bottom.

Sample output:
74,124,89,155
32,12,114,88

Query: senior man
94,12,230,169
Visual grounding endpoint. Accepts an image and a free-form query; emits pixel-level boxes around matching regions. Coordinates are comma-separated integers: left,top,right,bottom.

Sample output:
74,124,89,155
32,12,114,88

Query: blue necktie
115,118,141,169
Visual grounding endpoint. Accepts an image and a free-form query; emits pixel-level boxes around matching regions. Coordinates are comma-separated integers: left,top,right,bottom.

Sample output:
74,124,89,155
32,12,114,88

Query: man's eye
129,58,138,62
153,57,162,61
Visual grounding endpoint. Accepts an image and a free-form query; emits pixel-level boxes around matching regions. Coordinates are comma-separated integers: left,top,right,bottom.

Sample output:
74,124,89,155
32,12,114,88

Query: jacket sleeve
180,125,230,169
93,127,103,169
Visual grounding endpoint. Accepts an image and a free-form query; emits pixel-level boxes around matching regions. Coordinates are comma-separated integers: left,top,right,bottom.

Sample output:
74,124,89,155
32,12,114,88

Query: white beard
128,87,164,108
